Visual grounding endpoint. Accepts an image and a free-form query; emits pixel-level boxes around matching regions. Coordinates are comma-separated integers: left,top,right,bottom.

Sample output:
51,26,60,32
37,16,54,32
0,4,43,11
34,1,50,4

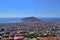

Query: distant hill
22,17,43,22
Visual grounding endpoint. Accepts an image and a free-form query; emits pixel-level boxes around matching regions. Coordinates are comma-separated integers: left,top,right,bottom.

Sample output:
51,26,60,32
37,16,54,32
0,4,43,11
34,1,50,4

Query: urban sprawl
0,17,60,40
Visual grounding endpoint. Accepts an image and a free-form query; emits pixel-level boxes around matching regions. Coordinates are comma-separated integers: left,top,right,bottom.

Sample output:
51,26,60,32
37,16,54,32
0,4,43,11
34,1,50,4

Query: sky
0,0,60,18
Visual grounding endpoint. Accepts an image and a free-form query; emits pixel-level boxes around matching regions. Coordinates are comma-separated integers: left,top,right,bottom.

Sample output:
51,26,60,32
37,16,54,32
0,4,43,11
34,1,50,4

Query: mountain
22,17,43,22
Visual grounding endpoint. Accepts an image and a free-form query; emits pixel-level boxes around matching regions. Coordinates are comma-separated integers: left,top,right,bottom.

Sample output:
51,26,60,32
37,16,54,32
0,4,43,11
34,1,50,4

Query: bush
25,34,38,38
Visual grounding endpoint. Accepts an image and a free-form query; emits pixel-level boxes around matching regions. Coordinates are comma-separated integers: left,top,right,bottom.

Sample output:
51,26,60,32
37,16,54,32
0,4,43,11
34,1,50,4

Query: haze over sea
0,17,60,24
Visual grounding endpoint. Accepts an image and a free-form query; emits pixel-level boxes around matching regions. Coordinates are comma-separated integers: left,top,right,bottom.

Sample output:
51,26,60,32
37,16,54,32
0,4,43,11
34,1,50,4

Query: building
14,35,24,40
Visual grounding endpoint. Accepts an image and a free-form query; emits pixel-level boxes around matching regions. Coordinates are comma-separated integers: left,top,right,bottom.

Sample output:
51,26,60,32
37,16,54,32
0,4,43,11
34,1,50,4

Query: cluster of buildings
0,17,60,40
0,27,59,40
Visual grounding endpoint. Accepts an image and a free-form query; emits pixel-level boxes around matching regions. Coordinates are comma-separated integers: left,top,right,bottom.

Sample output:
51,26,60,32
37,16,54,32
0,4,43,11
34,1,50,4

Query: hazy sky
0,0,60,18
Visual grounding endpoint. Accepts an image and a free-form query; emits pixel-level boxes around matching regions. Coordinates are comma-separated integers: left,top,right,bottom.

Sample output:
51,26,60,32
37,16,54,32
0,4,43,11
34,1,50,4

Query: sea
0,17,60,24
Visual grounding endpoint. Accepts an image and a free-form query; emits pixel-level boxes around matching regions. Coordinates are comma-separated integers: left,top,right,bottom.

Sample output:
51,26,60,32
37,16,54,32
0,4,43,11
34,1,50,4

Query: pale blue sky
0,0,60,18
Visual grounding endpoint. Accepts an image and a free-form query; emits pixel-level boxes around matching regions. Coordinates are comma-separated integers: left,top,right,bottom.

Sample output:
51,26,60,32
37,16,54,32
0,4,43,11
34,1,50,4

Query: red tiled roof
40,37,59,40
14,36,24,39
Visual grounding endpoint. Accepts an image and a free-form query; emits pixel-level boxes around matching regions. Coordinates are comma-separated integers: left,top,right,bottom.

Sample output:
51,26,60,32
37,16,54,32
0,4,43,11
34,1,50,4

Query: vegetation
25,34,38,39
